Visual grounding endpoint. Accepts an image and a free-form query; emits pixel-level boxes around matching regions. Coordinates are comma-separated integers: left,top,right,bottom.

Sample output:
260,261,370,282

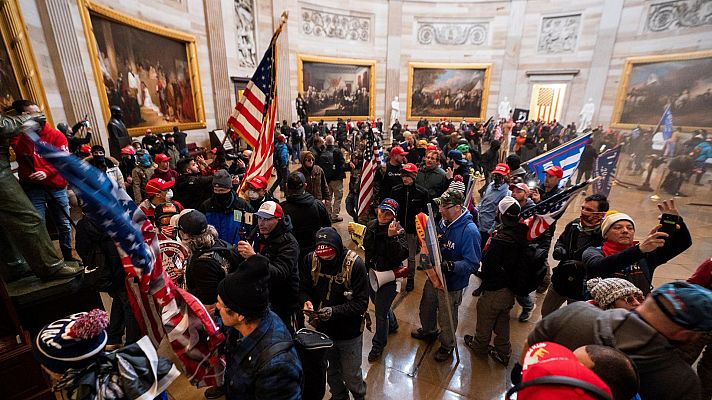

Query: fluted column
40,0,102,146
204,0,232,129
383,0,403,142
272,0,292,124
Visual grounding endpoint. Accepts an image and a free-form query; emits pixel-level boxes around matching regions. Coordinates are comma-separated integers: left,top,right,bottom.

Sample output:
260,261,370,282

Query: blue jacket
225,310,303,400
274,142,289,167
694,141,712,162
438,209,481,291
199,193,254,244
476,182,511,232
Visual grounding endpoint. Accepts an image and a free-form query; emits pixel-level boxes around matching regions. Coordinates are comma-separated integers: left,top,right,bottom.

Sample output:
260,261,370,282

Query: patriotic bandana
315,244,337,259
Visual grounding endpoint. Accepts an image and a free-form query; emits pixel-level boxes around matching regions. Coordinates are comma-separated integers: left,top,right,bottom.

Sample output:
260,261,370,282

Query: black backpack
508,244,548,297
318,149,336,181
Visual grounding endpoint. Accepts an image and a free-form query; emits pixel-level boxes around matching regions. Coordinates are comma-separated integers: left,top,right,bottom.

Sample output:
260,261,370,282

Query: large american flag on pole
26,127,226,388
358,129,381,217
519,180,591,240
228,21,283,189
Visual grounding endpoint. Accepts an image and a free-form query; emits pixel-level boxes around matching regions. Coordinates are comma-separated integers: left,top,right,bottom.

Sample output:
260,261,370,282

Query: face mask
214,191,233,206
248,190,260,200
94,155,106,165
580,210,605,227
140,154,151,167
492,174,504,188
166,189,173,201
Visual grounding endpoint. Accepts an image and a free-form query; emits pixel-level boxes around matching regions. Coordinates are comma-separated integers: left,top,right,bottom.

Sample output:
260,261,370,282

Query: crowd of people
2,96,711,400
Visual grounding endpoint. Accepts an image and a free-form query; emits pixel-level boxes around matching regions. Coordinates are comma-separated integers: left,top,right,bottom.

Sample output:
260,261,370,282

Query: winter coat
225,311,303,400
75,216,124,294
437,210,481,291
476,182,511,232
390,183,429,234
694,141,712,162
234,216,301,321
376,162,403,201
87,155,125,190
299,228,368,340
199,192,254,244
479,222,528,291
131,165,154,202
582,218,691,294
415,166,449,203
362,219,409,272
173,173,213,210
165,146,181,169
274,142,289,167
297,163,330,201
280,192,331,258
152,168,179,182
11,123,68,188
185,238,231,306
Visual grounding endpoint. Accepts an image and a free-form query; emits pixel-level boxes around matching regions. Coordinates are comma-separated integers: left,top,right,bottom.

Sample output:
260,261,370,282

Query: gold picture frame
611,50,712,131
297,54,376,121
78,0,205,136
407,62,491,122
0,0,53,123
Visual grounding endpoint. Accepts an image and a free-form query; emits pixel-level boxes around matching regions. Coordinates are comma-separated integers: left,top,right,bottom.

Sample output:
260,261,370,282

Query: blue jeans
516,292,534,312
326,335,366,400
369,280,398,352
291,142,301,162
418,279,463,350
24,186,73,254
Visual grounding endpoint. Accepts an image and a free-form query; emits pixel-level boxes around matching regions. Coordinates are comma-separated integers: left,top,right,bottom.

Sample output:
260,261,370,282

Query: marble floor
163,154,712,400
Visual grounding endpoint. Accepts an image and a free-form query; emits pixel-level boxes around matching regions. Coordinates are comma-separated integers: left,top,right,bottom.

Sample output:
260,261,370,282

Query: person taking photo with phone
582,199,691,295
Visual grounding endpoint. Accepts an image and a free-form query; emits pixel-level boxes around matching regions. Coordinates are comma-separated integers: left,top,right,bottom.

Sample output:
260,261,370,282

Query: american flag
358,130,381,217
228,24,282,188
519,180,590,241
26,128,225,388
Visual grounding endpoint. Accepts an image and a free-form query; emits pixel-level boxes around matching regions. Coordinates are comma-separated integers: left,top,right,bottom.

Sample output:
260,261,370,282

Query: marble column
204,0,232,130
383,0,403,142
499,0,527,109
272,0,292,125
39,0,102,146
583,0,624,126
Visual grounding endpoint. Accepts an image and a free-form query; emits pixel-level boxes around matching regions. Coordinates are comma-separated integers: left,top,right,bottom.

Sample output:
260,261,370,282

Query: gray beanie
586,277,643,309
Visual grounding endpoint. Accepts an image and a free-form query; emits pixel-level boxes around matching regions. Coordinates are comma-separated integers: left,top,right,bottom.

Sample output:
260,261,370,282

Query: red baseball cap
510,182,530,194
545,166,564,179
513,342,613,400
390,146,408,156
145,178,175,197
277,134,286,142
155,154,171,162
79,145,91,153
249,175,268,190
426,144,438,151
255,201,283,219
492,163,511,176
120,146,136,155
402,163,418,174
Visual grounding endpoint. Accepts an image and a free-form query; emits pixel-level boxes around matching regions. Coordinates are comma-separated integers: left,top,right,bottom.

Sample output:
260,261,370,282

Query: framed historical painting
0,0,52,122
407,63,491,121
611,50,712,131
78,0,205,135
297,55,375,121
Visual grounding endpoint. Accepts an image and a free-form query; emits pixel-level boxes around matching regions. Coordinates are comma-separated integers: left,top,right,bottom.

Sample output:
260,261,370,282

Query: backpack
311,250,358,300
508,243,548,297
318,149,336,181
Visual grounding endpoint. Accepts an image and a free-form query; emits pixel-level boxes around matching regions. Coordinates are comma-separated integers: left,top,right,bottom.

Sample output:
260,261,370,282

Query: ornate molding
235,0,257,68
645,0,712,32
538,14,581,54
300,8,371,42
416,21,489,46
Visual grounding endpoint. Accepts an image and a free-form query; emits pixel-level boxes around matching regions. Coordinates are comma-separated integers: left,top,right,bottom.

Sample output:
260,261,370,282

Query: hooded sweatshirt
299,228,368,340
528,301,701,400
281,191,331,257
437,209,481,291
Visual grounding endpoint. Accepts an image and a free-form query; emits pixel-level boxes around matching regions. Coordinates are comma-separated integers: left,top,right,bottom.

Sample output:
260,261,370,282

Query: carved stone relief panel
646,0,712,32
537,14,581,54
416,21,489,46
235,0,257,68
300,7,371,42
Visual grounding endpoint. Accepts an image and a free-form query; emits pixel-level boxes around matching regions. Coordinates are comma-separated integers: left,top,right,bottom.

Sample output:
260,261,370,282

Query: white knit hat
586,277,643,309
601,211,635,237
448,179,466,195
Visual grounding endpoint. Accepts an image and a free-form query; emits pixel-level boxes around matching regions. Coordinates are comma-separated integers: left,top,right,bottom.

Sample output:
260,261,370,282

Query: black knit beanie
218,254,270,318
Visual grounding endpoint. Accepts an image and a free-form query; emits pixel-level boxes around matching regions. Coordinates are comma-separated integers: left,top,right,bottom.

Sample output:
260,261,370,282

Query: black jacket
185,239,231,305
480,222,529,291
362,219,409,272
173,173,213,210
377,162,403,201
75,217,124,294
390,183,429,234
553,218,604,263
234,216,301,321
280,192,331,259
299,228,368,340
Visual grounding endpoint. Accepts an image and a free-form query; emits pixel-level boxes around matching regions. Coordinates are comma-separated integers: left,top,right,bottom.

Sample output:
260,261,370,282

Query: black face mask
94,155,106,165
213,191,233,207
493,174,504,188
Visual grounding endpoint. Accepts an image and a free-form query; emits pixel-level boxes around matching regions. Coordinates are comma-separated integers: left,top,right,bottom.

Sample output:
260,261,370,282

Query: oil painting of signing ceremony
1,1,712,400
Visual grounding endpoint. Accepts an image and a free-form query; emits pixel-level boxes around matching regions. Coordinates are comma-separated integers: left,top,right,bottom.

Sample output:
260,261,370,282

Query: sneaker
434,346,453,362
204,386,225,399
367,349,382,362
518,304,537,322
464,334,487,356
487,346,510,366
331,216,344,222
405,278,415,292
410,328,439,341
40,265,83,281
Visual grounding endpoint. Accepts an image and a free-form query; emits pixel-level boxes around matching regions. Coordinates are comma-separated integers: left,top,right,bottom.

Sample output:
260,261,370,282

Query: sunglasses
622,294,645,306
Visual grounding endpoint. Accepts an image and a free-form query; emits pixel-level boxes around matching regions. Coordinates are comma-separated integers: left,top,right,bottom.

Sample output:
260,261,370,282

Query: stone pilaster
272,0,292,125
204,0,232,129
500,0,527,109
383,0,403,140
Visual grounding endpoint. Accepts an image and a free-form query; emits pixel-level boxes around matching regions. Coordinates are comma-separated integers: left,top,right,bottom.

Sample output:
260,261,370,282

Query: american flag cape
519,180,591,241
27,132,225,388
358,129,382,216
228,22,283,190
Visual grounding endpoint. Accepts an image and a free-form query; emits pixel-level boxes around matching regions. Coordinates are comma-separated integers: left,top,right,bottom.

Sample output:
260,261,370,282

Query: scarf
602,239,637,257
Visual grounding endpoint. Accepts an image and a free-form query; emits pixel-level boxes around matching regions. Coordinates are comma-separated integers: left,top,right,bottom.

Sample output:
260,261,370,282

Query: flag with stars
526,133,591,187
519,180,591,241
26,129,226,388
661,104,673,140
358,129,382,217
228,28,281,188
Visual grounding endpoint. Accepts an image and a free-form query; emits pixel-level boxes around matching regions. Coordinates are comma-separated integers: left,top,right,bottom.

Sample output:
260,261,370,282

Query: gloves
552,246,567,260
441,261,455,274
317,307,333,322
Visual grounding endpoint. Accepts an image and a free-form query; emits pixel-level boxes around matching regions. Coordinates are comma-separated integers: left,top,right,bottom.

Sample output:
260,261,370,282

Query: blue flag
662,105,673,140
527,133,591,187
592,146,621,197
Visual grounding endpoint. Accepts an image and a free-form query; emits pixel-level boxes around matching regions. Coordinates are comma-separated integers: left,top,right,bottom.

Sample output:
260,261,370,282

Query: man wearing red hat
415,149,449,207
245,175,277,211
530,165,564,293
377,146,407,201
152,153,178,182
475,163,512,248
139,178,182,222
